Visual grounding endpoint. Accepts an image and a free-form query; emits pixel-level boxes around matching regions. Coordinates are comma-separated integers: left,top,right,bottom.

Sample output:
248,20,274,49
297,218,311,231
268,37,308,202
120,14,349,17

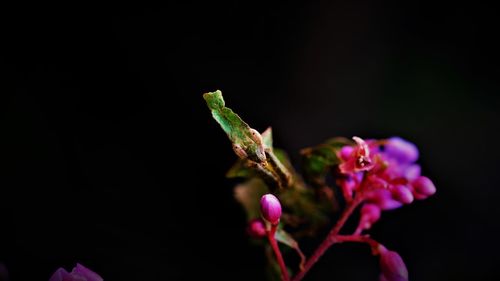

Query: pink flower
411,176,436,199
379,247,408,281
337,136,435,210
366,189,403,211
49,263,103,281
391,185,414,204
260,194,282,225
338,137,375,174
247,219,267,238
356,203,381,233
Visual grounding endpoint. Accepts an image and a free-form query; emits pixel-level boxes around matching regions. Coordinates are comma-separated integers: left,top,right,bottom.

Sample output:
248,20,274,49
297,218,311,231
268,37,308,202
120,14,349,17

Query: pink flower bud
367,189,403,210
247,219,267,238
411,176,436,199
260,194,282,225
358,203,381,231
49,263,103,281
379,248,408,281
339,145,354,161
391,185,414,204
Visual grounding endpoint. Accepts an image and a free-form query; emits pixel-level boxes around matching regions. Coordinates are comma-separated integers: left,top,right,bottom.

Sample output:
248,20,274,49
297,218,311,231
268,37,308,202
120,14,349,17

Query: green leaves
275,229,306,270
301,137,352,180
234,178,269,220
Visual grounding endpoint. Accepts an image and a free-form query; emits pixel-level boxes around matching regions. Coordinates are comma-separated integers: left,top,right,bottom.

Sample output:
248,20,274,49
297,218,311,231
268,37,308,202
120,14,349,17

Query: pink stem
292,196,363,281
333,235,381,254
268,224,290,281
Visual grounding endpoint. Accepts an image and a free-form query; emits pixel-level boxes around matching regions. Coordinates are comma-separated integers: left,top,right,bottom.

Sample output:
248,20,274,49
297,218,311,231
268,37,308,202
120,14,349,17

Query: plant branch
268,224,290,281
292,195,364,281
333,235,381,255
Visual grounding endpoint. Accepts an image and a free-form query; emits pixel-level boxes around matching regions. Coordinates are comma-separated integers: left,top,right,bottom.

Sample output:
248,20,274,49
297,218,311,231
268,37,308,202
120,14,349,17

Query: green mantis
203,90,291,190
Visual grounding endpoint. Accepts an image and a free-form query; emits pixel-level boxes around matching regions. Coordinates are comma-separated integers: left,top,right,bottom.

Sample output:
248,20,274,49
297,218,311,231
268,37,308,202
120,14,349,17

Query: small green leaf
275,228,306,271
261,127,273,149
234,178,269,220
301,137,354,182
226,159,254,178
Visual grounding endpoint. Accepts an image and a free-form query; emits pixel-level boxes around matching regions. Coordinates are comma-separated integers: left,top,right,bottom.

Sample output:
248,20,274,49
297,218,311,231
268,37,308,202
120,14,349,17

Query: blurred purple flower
49,263,103,281
379,248,408,281
385,137,419,164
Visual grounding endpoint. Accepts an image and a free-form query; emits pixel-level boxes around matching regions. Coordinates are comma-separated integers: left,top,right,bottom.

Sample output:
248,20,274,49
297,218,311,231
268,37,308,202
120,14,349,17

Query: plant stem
268,224,290,281
333,235,381,254
292,196,363,281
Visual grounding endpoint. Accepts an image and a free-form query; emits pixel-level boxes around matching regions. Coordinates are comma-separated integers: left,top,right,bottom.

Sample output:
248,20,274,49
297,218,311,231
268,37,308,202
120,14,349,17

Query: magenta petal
368,190,403,210
339,145,354,161
385,137,419,164
247,219,267,238
379,250,408,281
260,194,282,225
412,176,436,198
404,164,421,181
361,203,381,224
71,264,103,281
49,268,70,281
392,185,414,204
358,203,382,231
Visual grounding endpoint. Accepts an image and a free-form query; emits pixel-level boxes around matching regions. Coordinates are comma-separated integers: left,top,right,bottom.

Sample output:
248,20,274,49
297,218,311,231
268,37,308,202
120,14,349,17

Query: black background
1,2,499,281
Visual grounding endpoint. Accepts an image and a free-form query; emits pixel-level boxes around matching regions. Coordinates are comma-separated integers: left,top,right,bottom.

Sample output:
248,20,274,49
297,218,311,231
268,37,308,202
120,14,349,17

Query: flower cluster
204,91,436,281
337,137,436,234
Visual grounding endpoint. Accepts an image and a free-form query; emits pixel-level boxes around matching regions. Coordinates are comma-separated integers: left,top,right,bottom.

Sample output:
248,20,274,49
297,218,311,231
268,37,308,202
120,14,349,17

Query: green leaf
234,178,269,220
203,90,266,163
301,137,353,181
261,127,273,149
275,229,306,271
226,159,254,178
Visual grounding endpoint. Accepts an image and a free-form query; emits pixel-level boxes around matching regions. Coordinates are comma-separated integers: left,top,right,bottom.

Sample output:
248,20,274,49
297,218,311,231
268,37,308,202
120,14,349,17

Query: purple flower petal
71,264,103,281
50,264,103,281
412,176,436,199
367,189,403,210
379,249,408,281
385,137,419,164
404,164,421,181
49,268,70,281
392,185,414,204
357,203,382,232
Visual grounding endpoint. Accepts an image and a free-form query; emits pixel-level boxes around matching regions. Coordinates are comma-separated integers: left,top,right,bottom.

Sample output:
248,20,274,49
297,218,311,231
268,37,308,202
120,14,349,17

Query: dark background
1,2,499,281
